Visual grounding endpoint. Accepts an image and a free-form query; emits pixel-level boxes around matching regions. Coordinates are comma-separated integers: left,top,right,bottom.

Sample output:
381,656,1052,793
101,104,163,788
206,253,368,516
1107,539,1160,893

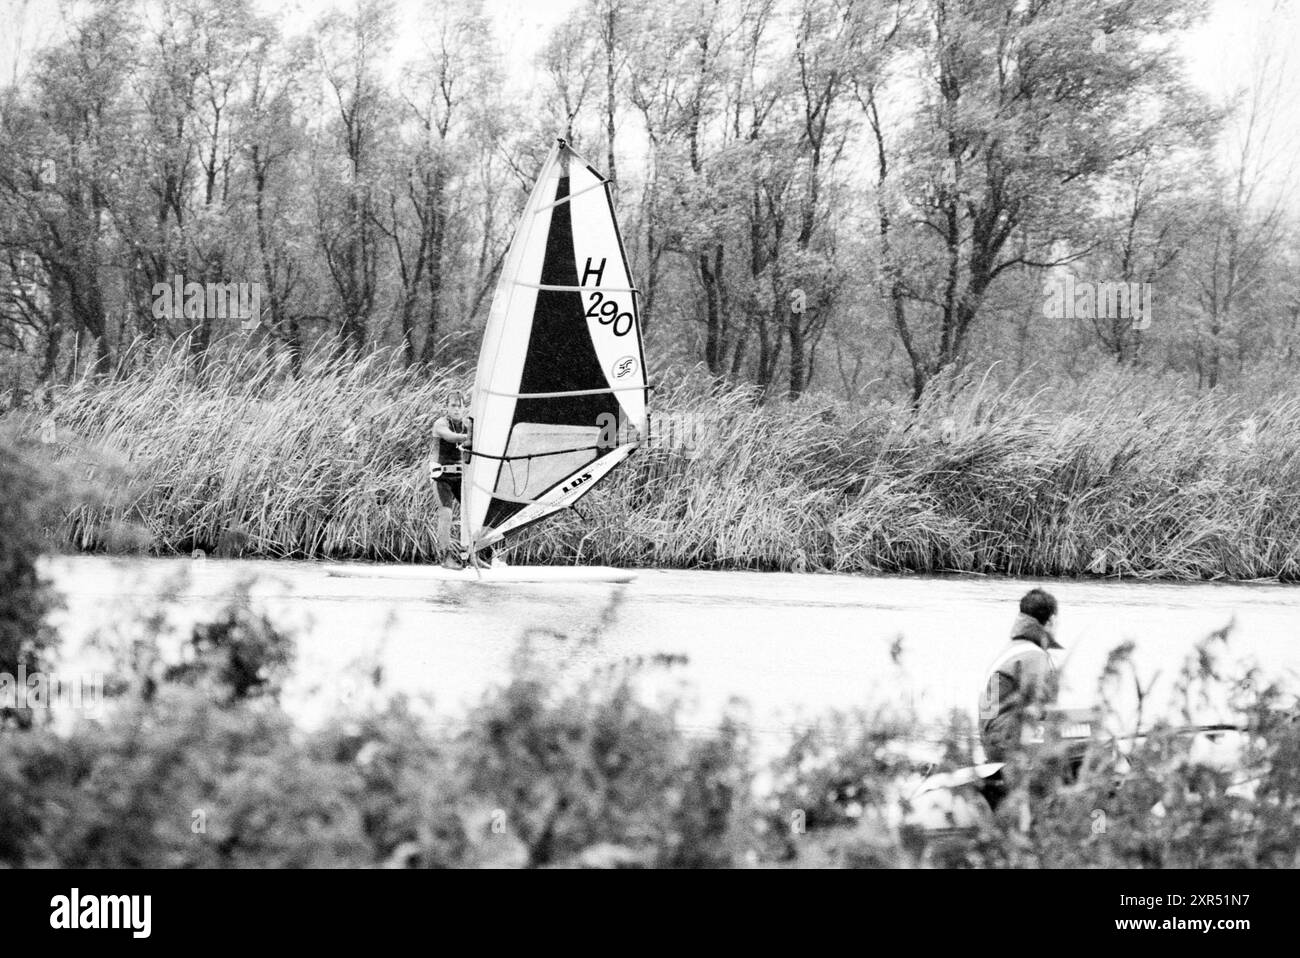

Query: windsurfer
430,392,471,569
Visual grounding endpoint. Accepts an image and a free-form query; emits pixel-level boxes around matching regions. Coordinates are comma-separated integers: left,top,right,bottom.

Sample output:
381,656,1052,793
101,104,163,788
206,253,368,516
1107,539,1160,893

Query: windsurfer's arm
433,417,470,443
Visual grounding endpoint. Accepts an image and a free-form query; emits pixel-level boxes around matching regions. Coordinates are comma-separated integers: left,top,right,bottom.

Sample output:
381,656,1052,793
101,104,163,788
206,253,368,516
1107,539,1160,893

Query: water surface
43,556,1300,746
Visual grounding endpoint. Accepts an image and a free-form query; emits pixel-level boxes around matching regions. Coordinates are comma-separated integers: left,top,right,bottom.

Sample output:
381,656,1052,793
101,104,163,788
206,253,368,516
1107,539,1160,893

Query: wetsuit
434,416,467,507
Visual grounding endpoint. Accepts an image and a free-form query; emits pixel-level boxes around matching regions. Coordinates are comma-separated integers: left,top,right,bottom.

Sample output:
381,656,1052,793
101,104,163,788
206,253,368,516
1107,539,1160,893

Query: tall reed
35,343,1300,579
51,341,463,560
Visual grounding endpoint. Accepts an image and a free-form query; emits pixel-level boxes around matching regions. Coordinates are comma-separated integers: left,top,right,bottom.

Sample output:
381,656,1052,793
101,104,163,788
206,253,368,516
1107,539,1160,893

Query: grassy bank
27,344,1300,580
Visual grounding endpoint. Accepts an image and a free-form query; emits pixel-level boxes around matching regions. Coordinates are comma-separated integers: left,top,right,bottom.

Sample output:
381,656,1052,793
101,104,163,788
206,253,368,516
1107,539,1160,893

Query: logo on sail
611,356,638,380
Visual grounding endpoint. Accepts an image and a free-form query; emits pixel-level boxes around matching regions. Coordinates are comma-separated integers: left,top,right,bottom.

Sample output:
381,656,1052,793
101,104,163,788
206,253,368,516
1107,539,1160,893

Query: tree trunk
699,250,722,375
787,308,805,400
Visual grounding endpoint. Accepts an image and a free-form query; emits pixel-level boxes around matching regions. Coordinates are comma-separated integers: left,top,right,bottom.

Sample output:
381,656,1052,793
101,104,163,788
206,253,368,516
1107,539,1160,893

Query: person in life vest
978,588,1062,766
429,392,470,569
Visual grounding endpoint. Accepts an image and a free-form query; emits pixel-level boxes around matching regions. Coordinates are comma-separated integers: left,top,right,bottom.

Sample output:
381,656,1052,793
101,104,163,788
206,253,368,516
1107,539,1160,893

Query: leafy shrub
0,432,62,728
457,648,756,868
163,584,294,703
1,689,370,867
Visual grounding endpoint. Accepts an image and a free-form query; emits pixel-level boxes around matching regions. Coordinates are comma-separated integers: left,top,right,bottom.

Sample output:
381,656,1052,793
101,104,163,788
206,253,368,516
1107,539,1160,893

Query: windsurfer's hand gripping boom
433,419,470,446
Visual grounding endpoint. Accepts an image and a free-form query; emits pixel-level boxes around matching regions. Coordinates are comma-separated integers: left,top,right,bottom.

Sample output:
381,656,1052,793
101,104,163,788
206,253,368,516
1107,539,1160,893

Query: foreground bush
33,344,1300,579
0,428,128,726
0,590,759,868
0,434,58,692
2,578,1297,867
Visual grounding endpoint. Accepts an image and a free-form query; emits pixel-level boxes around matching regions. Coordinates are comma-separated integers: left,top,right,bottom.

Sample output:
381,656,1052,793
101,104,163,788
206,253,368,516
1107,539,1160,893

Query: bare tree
314,0,393,356
1189,11,1295,387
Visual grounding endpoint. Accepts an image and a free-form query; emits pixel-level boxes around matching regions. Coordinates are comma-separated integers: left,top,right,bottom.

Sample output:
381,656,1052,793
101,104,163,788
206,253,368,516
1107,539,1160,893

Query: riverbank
24,344,1300,581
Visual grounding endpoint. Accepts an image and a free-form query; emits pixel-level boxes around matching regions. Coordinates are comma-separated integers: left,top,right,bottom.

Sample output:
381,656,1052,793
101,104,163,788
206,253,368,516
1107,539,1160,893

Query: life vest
437,417,468,466
978,638,1057,759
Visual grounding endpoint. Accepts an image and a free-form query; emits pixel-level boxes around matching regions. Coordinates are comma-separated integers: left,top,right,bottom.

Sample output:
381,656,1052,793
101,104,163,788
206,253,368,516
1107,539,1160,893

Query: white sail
460,140,648,554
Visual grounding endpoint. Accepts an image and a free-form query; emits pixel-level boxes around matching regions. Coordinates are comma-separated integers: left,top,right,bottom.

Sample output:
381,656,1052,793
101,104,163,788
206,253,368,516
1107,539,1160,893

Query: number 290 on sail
582,256,634,336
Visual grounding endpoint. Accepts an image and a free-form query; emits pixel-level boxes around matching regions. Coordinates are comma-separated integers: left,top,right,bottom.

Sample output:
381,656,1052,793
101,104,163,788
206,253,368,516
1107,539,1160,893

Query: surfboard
460,138,649,558
324,563,636,584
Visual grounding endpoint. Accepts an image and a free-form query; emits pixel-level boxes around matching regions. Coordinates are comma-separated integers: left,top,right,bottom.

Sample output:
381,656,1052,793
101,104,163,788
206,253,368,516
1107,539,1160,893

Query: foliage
36,346,1300,580
1,0,1295,401
162,583,295,704
2,688,372,868
771,627,1300,869
0,433,59,692
458,650,755,867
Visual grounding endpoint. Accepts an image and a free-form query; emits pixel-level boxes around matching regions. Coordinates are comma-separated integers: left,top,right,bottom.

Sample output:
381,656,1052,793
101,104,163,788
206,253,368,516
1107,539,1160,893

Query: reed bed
35,344,1300,579
50,342,458,560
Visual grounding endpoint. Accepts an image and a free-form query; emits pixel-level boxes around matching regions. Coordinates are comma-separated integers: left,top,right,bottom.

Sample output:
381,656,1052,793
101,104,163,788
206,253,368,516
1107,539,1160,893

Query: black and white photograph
0,0,1296,929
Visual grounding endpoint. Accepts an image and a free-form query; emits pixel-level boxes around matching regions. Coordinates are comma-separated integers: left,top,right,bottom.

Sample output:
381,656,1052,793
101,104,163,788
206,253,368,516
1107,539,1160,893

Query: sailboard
323,563,635,584
459,138,648,560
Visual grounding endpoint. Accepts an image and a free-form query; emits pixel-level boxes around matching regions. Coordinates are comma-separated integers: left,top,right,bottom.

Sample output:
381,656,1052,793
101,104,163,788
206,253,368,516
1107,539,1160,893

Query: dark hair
1019,588,1058,625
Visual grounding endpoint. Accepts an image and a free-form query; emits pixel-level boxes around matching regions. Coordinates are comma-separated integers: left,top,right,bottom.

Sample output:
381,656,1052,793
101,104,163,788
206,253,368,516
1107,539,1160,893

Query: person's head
1019,588,1058,628
445,390,467,419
